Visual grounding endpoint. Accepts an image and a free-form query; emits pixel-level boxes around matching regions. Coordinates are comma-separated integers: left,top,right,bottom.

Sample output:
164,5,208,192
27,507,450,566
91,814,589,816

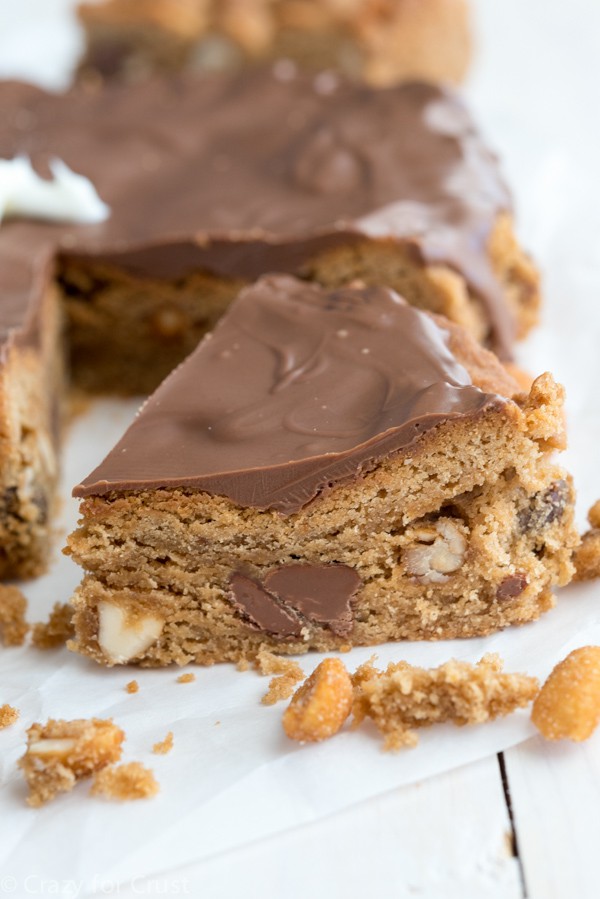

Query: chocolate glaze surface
0,69,513,358
75,276,506,512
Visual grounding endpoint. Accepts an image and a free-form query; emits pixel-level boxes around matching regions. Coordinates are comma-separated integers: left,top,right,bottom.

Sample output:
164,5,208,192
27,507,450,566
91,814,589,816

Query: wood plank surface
116,756,523,899
504,732,600,899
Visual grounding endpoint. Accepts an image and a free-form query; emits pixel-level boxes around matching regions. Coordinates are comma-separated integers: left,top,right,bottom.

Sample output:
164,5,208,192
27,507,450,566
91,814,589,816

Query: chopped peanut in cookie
18,718,125,807
0,585,29,647
152,731,174,755
31,603,74,649
125,680,139,694
176,672,196,684
573,501,600,581
532,646,600,741
352,653,539,750
91,762,159,801
0,704,19,728
283,658,353,742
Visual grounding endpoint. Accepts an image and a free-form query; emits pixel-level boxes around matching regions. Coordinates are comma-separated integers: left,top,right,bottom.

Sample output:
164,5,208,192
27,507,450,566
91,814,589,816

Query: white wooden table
117,732,600,898
1,1,600,896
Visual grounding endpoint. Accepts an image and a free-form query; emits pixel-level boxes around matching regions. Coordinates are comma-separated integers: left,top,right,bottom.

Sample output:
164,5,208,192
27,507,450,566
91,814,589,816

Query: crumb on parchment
31,603,74,649
18,718,125,807
91,762,159,801
0,704,19,728
152,731,174,755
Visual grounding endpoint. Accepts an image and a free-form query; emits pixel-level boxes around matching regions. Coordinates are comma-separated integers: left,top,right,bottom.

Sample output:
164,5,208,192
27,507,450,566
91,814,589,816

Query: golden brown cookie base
66,366,576,668
77,0,471,88
0,286,64,579
0,584,29,646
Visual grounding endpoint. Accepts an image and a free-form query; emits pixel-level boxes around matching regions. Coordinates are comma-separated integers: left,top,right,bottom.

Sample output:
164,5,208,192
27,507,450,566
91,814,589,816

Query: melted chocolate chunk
229,573,302,638
264,564,361,637
518,480,570,533
496,573,528,600
0,70,513,359
229,562,361,637
74,277,506,512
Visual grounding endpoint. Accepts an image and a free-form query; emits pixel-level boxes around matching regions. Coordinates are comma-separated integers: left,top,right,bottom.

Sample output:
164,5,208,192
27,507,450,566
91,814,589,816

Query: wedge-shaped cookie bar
66,276,576,666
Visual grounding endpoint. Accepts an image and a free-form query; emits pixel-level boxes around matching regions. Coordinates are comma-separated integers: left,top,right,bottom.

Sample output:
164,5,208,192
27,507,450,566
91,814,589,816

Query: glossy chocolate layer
229,564,362,638
0,69,512,358
75,276,506,512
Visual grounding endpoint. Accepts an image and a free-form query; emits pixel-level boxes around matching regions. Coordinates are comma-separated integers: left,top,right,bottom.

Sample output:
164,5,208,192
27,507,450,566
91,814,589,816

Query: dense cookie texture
66,277,576,668
0,70,538,576
77,0,471,88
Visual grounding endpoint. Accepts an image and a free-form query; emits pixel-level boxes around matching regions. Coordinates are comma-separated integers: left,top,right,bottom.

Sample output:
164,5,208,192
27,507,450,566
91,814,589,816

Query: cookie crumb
176,672,195,684
31,603,74,649
236,658,250,672
532,646,600,741
18,718,125,806
0,704,19,728
255,650,303,679
125,680,139,694
256,651,304,705
352,653,539,750
283,658,353,742
0,585,29,646
152,731,174,755
262,674,302,706
91,762,159,801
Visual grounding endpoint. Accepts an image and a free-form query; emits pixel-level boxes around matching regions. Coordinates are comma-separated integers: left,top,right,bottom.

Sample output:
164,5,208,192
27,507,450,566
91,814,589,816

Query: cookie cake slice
66,275,577,666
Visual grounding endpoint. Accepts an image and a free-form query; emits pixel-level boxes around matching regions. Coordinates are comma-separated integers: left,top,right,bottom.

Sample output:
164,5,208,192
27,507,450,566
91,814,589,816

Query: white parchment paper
1,0,600,894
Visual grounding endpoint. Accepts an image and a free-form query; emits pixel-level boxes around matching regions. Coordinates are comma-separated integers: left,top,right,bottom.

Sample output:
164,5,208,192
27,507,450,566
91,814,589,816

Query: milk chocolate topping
75,276,505,512
0,69,513,358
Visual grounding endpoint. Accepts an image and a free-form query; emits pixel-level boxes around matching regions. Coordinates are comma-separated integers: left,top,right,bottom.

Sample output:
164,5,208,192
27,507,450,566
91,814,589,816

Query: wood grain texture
117,757,523,899
504,731,600,899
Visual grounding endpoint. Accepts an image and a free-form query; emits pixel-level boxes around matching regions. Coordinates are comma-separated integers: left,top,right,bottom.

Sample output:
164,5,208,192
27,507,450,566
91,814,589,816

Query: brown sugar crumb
0,704,19,728
573,501,600,580
91,762,159,801
256,651,304,705
532,646,600,741
352,653,539,750
255,650,303,679
283,658,354,742
125,680,139,694
18,718,125,807
0,585,29,647
152,731,174,755
31,603,75,649
176,672,196,684
261,674,302,706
